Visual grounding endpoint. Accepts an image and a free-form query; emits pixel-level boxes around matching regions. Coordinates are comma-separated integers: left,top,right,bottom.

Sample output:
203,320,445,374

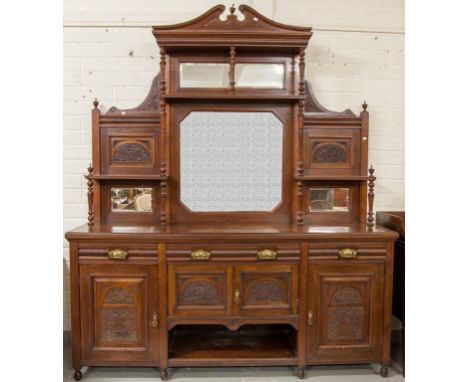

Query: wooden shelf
92,174,168,180
161,94,305,101
168,324,297,367
293,175,369,181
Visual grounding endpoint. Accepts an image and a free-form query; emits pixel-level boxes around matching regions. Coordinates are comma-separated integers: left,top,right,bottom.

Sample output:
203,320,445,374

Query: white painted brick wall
63,1,404,330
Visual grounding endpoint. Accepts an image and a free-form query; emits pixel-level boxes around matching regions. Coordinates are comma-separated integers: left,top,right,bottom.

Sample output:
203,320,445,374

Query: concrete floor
63,345,404,382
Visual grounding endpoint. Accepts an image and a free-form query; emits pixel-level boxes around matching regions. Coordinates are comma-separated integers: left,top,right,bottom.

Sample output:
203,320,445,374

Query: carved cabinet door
307,262,384,362
233,264,298,316
80,264,158,364
168,264,232,317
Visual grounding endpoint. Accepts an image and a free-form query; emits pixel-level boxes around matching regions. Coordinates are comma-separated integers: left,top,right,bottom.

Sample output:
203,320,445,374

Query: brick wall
63,0,404,330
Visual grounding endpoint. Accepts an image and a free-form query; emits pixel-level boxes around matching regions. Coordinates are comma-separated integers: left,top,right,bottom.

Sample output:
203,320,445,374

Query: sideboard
65,4,398,380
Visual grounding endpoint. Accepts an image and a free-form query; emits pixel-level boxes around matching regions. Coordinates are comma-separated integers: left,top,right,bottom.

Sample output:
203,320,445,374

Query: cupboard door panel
307,263,384,362
80,264,158,363
233,264,298,316
168,264,231,317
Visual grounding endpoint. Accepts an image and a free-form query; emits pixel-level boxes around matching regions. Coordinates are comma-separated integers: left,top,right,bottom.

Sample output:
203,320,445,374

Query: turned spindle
85,164,94,226
367,166,376,228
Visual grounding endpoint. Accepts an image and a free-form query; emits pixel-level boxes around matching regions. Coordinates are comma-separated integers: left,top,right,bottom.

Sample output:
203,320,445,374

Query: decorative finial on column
230,4,236,15
362,101,368,111
93,98,99,109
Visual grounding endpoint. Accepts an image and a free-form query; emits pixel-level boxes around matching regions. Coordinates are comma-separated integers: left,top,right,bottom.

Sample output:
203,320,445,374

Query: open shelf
168,324,297,367
294,175,368,181
161,94,305,101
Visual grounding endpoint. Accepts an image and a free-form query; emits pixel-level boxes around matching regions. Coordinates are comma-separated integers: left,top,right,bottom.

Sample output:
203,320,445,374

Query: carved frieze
113,143,150,162
312,143,348,163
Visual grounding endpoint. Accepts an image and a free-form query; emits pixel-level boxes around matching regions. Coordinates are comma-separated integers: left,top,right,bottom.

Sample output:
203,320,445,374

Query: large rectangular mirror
180,112,283,212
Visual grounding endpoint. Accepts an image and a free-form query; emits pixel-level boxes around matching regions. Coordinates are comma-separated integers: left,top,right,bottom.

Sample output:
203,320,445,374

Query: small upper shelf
92,174,168,181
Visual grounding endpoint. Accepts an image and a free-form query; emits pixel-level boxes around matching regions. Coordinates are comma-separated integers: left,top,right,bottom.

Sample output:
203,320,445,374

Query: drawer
167,243,300,263
78,242,158,264
308,242,387,261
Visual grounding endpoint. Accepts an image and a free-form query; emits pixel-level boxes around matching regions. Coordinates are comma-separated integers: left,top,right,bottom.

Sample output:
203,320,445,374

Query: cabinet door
307,263,384,362
233,264,298,316
80,264,158,364
168,264,231,317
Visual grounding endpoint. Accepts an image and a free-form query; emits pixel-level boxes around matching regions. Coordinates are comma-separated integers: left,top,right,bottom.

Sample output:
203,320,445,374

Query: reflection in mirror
180,63,229,88
111,188,153,212
235,64,284,89
309,188,350,212
180,112,283,212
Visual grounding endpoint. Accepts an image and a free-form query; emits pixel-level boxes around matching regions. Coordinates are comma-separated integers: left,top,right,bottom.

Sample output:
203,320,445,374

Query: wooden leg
296,367,305,379
160,368,168,381
380,364,389,378
73,369,83,381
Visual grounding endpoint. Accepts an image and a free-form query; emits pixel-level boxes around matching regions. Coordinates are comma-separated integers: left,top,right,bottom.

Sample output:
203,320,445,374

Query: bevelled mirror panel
111,188,153,212
235,64,284,89
180,112,283,212
309,188,350,212
179,63,230,88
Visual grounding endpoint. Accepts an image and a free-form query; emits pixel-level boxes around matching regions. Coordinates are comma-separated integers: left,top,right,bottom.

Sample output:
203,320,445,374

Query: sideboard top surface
66,222,398,241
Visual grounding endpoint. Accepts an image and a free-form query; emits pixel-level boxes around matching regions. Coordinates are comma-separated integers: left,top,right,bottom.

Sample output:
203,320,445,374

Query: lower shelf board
168,324,297,367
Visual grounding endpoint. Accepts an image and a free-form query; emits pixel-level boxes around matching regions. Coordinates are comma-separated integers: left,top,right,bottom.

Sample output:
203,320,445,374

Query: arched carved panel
103,287,135,304
330,286,362,305
246,280,286,303
180,281,220,305
113,142,151,162
312,142,348,163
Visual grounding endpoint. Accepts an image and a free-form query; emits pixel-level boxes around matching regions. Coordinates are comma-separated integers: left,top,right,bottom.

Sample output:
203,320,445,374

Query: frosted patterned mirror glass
309,188,350,212
180,112,283,212
111,188,153,212
235,64,284,89
180,63,229,88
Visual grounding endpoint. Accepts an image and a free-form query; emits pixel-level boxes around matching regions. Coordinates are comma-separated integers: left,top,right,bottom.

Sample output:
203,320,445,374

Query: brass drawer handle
257,249,277,260
338,248,358,259
151,312,158,328
308,310,313,325
191,249,211,260
108,249,128,260
234,289,241,304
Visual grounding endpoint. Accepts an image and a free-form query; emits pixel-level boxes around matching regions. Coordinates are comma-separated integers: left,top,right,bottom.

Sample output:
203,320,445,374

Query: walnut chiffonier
65,5,398,380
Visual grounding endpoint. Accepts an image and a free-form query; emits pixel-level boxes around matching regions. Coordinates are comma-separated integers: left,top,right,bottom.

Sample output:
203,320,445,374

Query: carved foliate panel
234,264,298,316
168,264,230,316
113,142,151,162
312,142,348,163
307,263,384,362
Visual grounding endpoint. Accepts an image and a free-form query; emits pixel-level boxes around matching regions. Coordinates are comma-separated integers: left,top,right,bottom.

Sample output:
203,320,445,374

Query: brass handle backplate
257,249,277,260
234,289,241,304
308,311,313,325
151,312,158,328
191,249,211,260
108,249,128,260
338,248,358,260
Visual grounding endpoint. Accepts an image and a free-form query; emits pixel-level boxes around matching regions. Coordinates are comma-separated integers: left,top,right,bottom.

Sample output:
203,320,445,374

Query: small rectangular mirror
111,188,153,212
235,63,284,89
180,63,229,88
309,188,350,212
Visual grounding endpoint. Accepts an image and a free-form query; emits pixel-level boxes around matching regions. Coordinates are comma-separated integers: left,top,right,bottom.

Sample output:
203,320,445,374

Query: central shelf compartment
168,324,297,367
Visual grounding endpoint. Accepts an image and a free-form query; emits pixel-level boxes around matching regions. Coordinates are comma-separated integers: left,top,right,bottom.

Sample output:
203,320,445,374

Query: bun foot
297,367,305,379
380,365,388,378
74,370,83,381
160,368,168,381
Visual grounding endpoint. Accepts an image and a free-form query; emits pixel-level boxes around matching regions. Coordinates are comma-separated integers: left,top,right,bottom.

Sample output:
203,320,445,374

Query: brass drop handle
191,249,211,260
338,248,358,260
234,289,241,305
257,249,277,260
151,312,158,328
308,310,313,325
108,249,128,260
